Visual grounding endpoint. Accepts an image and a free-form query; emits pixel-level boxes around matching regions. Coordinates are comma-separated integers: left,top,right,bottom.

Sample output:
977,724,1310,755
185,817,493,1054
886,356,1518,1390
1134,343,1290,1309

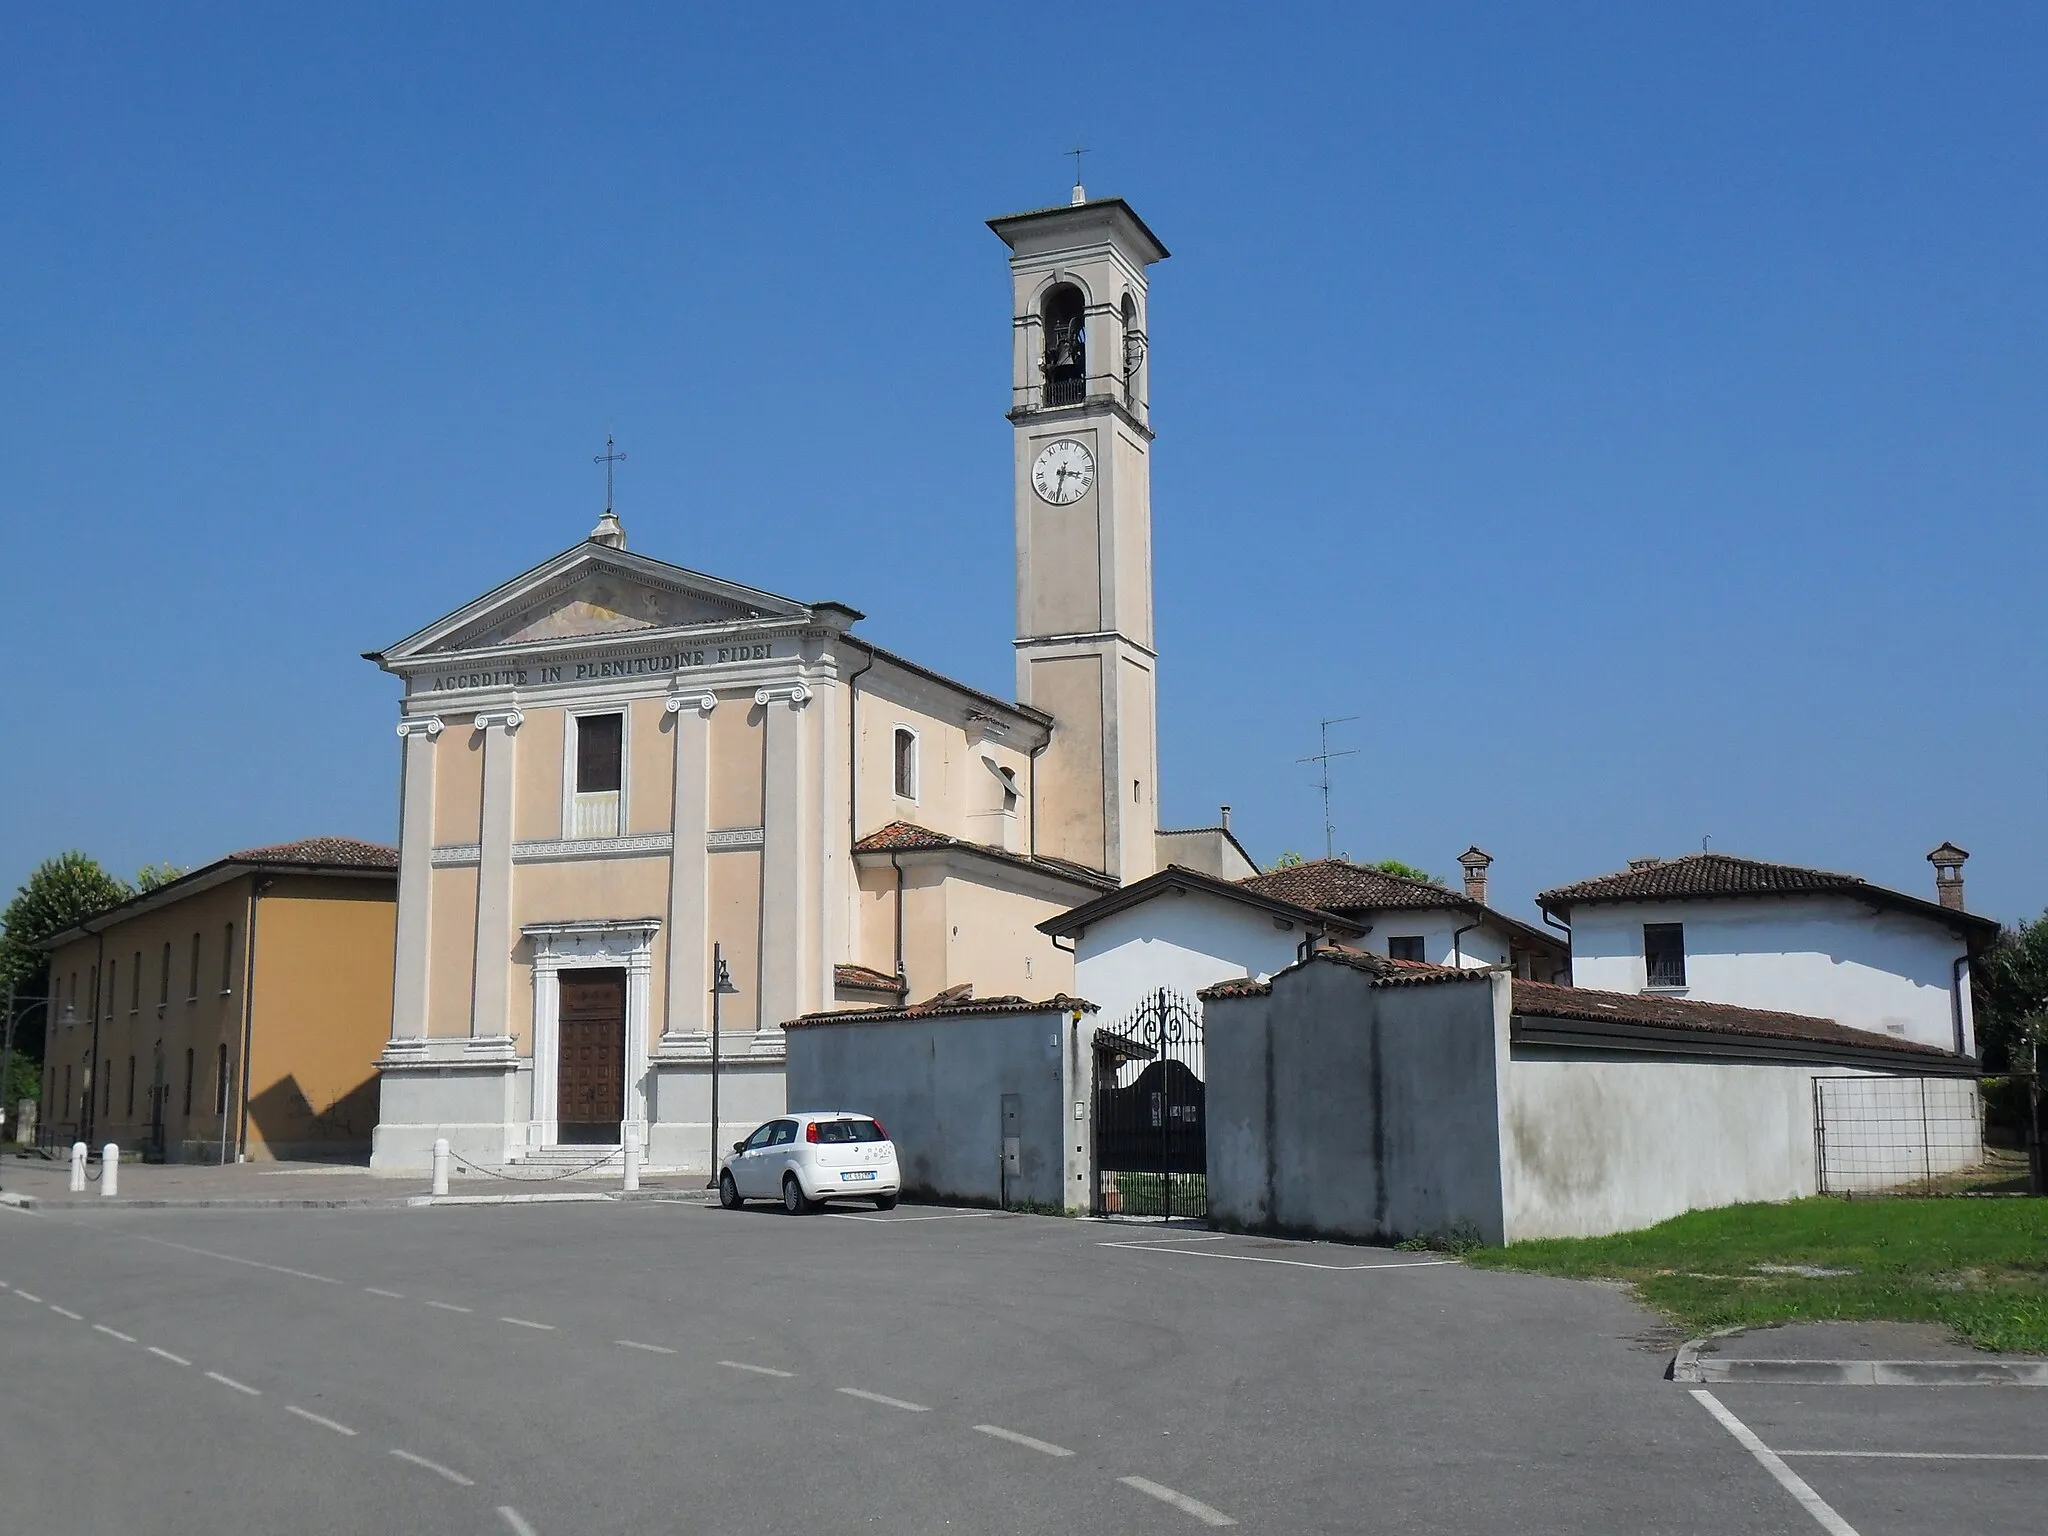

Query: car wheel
873,1194,897,1211
782,1174,815,1214
718,1171,743,1209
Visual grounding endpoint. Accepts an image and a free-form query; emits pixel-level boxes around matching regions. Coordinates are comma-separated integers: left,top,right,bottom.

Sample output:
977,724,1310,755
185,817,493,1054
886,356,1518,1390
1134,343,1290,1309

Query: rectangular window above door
1388,936,1426,962
572,712,625,837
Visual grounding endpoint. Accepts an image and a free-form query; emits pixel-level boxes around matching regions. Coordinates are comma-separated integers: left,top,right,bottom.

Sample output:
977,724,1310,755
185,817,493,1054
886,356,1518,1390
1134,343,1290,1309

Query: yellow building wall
435,714,485,844
426,865,478,1037
512,705,567,842
628,696,674,836
41,873,395,1162
853,682,1036,849
707,848,764,1030
708,694,765,829
245,876,396,1158
508,856,671,1053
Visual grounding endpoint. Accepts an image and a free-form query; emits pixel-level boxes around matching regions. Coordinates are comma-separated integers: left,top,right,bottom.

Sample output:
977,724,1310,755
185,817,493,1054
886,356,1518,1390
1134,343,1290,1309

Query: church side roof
1038,863,1362,941
853,821,1116,893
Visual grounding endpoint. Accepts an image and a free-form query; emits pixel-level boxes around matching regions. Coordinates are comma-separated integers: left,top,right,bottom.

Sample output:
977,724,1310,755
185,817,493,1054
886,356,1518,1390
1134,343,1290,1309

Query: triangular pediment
375,542,813,664
445,569,761,650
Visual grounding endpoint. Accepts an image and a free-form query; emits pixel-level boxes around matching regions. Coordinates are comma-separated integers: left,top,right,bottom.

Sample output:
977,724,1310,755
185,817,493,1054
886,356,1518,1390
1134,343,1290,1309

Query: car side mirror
732,1141,747,1153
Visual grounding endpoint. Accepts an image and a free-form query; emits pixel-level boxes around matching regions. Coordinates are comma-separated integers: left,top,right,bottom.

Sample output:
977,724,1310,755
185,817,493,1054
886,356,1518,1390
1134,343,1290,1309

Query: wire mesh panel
1814,1075,1984,1194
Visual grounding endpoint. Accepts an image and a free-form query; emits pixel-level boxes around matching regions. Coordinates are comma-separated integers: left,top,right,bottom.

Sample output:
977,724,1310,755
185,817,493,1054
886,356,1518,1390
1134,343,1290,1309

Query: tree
135,862,187,893
1974,911,2048,1073
0,853,133,1070
1266,851,1306,871
1368,859,1442,886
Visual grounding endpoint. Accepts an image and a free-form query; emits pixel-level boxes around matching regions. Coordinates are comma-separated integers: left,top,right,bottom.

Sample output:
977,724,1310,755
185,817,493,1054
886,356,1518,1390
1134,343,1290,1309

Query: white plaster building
1538,848,1999,1057
1038,864,1364,1034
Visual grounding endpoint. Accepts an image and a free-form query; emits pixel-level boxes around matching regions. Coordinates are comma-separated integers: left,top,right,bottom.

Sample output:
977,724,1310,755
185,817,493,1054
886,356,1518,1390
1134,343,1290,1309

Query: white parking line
500,1316,554,1330
49,1305,82,1320
1099,1241,1457,1272
363,1287,405,1299
92,1324,136,1343
389,1448,474,1486
617,1340,677,1355
1691,1389,1861,1536
206,1371,262,1397
286,1405,358,1436
836,1386,930,1412
422,1300,473,1313
1119,1475,1238,1526
973,1423,1074,1457
829,1210,988,1222
148,1346,191,1366
14,1290,42,1303
133,1235,340,1285
1780,1450,2048,1461
719,1360,795,1378
498,1508,539,1536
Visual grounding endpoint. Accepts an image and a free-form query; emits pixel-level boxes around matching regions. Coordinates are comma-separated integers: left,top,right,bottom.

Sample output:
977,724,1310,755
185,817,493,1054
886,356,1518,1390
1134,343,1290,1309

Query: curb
408,1189,717,1208
2,1187,717,1212
1673,1330,2048,1386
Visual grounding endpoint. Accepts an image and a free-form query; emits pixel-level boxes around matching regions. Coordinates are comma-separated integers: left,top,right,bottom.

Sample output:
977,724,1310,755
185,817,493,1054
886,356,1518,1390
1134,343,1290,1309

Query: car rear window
812,1119,885,1144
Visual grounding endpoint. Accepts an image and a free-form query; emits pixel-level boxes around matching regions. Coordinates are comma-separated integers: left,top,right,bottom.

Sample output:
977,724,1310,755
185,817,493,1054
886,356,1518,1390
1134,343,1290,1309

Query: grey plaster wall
1205,966,1508,1245
784,1008,1079,1208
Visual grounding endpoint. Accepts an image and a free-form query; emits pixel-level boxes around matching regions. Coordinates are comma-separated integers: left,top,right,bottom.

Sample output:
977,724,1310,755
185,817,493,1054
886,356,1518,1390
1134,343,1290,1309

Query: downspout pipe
236,876,272,1161
84,919,106,1145
889,853,906,990
1950,953,1970,1057
1540,905,1573,984
1452,921,1479,971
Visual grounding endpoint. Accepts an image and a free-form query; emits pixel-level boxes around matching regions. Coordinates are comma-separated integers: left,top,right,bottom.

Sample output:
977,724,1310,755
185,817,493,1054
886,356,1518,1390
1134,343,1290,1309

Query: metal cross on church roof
594,434,627,513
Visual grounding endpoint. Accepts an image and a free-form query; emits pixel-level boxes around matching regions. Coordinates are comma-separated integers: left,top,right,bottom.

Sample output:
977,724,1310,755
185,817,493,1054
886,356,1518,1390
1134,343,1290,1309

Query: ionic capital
665,689,718,716
474,708,525,733
396,716,445,739
754,682,813,709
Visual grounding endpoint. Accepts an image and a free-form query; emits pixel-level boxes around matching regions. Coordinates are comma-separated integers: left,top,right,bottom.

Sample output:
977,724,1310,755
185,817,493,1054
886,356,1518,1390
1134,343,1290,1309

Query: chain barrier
445,1148,623,1184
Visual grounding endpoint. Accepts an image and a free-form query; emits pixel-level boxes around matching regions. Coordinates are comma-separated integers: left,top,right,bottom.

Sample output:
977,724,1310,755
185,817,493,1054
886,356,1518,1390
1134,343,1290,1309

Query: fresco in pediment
459,575,747,649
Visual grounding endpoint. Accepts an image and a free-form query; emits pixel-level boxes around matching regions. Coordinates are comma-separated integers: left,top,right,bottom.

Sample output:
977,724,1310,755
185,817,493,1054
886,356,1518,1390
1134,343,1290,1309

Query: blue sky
4,4,2043,925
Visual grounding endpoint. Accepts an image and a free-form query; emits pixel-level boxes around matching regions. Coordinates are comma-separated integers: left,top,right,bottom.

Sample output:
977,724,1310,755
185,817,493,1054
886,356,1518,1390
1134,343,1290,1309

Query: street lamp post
0,987,53,1190
706,944,739,1187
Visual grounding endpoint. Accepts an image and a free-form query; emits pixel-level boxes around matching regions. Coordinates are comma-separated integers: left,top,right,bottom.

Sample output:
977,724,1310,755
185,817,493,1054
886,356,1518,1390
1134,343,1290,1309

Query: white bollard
101,1144,119,1199
431,1137,451,1197
69,1141,87,1193
622,1130,641,1193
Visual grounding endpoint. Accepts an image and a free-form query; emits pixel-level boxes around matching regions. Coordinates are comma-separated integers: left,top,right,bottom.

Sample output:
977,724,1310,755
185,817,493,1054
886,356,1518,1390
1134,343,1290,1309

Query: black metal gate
1092,989,1206,1220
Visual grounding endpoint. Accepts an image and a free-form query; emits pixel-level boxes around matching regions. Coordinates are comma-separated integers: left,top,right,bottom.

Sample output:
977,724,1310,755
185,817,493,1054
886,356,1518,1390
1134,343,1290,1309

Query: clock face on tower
1031,438,1096,505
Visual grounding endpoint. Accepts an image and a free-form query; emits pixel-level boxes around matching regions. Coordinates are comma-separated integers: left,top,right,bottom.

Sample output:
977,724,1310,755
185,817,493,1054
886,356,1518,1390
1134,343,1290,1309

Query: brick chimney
1458,845,1493,905
1926,842,1968,911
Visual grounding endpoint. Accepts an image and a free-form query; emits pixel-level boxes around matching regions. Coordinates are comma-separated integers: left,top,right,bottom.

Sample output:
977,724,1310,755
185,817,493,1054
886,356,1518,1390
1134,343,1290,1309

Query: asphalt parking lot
2,1200,2040,1534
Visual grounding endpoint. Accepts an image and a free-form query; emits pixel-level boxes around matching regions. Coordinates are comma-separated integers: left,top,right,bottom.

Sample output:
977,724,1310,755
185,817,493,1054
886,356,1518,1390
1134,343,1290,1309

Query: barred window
1644,923,1687,989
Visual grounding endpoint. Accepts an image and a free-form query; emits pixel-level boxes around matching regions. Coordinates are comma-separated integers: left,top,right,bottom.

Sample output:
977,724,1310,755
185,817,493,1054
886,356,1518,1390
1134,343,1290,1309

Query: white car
718,1112,901,1213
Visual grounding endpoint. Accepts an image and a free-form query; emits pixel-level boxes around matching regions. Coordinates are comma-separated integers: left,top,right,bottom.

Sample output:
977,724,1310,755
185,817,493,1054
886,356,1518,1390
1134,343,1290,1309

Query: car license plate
842,1170,877,1181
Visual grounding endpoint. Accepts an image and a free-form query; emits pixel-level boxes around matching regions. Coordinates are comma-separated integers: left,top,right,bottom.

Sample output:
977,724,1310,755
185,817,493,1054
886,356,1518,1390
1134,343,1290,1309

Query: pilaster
470,707,523,1042
390,715,443,1040
756,682,811,1030
662,689,716,1039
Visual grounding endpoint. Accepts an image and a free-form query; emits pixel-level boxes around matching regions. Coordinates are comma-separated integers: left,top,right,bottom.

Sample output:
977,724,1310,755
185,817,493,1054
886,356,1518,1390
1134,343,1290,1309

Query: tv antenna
1298,716,1359,861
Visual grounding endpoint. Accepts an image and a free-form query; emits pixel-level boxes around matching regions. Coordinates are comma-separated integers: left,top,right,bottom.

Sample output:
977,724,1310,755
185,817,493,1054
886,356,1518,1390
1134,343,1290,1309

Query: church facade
368,194,1189,1171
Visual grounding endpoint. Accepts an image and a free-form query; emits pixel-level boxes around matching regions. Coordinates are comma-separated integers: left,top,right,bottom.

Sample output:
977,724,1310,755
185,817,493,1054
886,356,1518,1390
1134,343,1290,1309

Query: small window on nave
893,728,918,801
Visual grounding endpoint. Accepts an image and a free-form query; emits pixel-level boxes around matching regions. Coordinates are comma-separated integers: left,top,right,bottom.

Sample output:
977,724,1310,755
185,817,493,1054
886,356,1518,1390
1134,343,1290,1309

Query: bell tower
989,191,1169,882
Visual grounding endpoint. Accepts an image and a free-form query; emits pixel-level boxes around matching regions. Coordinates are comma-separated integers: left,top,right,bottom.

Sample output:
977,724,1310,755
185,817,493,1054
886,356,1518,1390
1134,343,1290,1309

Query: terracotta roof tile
227,836,398,869
786,992,1096,1028
834,963,906,995
852,821,1116,891
1241,860,1461,913
1536,852,1997,936
1510,978,1952,1058
1197,945,1491,1002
